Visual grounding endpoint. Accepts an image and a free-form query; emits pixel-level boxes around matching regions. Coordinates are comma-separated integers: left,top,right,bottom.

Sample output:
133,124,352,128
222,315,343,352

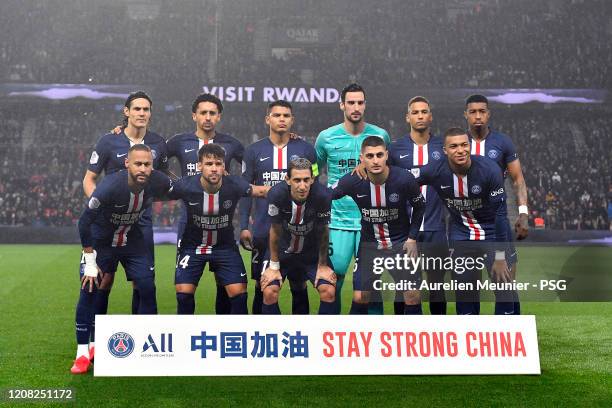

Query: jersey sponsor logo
108,332,135,358
116,153,127,158
268,204,279,216
410,168,420,178
490,187,505,197
223,200,233,209
90,151,99,164
471,185,482,194
399,154,410,159
488,149,499,159
432,151,442,160
389,193,400,203
88,197,101,209
184,148,196,153
259,157,270,162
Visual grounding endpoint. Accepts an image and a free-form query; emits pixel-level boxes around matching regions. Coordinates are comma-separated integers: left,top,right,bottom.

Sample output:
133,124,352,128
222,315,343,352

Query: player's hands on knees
81,249,100,293
315,264,337,287
515,214,529,240
491,259,511,283
110,125,123,135
260,267,282,289
403,239,418,259
239,229,253,251
351,162,368,180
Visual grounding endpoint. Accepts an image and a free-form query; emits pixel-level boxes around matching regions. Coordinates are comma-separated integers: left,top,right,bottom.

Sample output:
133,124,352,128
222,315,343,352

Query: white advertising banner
94,315,540,376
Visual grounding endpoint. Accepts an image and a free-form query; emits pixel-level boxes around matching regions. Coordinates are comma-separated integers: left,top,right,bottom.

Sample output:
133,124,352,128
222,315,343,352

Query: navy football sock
136,278,157,314
229,293,248,314
176,292,195,314
394,301,405,315
291,288,309,314
131,289,140,315
429,301,447,315
94,288,110,315
349,301,368,315
318,300,336,315
252,287,263,315
494,302,515,315
76,288,96,344
404,304,423,315
368,301,384,315
262,302,281,315
456,301,480,315
215,284,231,315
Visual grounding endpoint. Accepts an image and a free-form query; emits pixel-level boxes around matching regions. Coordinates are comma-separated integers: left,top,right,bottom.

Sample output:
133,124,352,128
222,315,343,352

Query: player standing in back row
315,83,390,314
465,94,528,315
239,100,317,314
166,93,244,314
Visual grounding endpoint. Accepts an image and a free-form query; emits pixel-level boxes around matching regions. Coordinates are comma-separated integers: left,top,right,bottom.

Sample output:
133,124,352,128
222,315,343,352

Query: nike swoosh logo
188,202,199,206
240,272,247,277
356,194,367,198
116,153,127,158
114,204,126,208
259,157,270,162
399,154,410,159
184,148,196,153
149,267,155,271
503,312,514,315
441,185,451,189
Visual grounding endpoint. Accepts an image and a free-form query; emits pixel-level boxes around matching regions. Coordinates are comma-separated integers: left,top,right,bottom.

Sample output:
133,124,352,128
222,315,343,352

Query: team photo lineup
71,83,531,374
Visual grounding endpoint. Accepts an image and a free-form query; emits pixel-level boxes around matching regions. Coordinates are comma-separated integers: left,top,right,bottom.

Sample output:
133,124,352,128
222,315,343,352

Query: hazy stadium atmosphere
0,0,611,406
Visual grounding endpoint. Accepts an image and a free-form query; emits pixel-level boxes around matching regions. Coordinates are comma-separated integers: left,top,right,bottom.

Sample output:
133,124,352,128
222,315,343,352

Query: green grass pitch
0,244,610,407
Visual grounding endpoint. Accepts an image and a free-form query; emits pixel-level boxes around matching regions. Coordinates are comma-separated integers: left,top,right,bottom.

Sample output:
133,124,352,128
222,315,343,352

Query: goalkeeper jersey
315,123,390,230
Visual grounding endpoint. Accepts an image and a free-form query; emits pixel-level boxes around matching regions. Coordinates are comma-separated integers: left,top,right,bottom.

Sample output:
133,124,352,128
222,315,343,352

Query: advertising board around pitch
95,315,540,376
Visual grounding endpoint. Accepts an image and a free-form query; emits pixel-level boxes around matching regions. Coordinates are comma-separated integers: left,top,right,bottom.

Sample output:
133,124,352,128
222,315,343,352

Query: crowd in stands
0,103,609,230
1,0,611,88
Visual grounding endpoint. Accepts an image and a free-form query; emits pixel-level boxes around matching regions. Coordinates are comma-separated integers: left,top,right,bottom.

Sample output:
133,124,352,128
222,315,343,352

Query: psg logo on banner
108,332,135,358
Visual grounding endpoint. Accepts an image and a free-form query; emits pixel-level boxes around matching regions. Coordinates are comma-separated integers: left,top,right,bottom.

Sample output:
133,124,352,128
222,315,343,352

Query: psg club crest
223,200,232,209
432,151,442,160
108,332,135,358
151,149,157,159
290,155,300,162
389,193,400,203
471,185,482,194
488,149,499,159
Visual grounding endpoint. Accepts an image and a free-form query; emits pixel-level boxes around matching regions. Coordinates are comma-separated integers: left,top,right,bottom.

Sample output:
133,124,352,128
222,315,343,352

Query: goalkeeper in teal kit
315,83,390,313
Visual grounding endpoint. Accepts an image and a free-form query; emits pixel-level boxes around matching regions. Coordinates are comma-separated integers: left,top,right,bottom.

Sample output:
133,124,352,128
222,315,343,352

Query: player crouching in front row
168,144,270,315
260,158,337,314
74,144,172,374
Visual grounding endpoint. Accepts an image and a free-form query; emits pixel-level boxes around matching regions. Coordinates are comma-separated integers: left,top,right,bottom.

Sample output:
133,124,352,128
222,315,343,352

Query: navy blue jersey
417,156,506,242
331,166,425,248
78,170,171,248
240,138,317,238
388,134,446,232
88,130,168,175
267,181,331,256
469,129,518,178
166,131,244,176
168,175,252,252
